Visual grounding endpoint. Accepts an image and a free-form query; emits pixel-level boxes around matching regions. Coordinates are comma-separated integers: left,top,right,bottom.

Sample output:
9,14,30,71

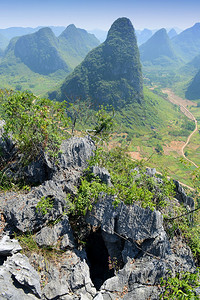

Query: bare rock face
86,194,163,240
1,136,95,233
0,235,22,256
35,216,75,249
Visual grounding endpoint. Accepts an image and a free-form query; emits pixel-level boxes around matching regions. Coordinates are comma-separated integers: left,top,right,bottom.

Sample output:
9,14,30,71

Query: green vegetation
49,17,143,107
186,69,200,100
160,269,200,299
68,147,175,216
0,25,99,95
0,90,70,164
36,196,54,215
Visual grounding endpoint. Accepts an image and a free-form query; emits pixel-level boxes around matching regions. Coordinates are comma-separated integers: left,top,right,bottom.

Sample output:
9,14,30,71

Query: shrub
0,90,70,164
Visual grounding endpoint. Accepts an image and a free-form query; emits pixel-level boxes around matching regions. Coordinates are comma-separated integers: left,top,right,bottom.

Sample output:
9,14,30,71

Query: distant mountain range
171,23,200,62
185,69,200,100
0,24,99,79
139,28,180,67
47,18,187,135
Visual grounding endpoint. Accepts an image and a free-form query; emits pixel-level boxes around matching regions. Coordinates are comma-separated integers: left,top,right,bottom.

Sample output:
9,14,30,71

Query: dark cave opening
85,228,115,290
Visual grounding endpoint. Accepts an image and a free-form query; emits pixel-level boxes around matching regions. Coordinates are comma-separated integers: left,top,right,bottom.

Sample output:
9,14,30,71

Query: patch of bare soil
128,151,142,160
163,141,185,156
162,89,197,107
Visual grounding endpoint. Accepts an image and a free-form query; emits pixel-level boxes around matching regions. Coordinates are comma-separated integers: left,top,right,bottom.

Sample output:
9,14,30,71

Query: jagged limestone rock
173,180,195,210
1,136,95,233
35,216,75,249
0,235,22,256
0,253,41,298
86,194,163,240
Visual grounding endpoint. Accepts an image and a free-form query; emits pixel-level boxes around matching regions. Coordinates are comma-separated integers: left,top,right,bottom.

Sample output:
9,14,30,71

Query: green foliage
68,147,175,216
155,143,164,155
93,105,115,141
36,196,54,215
68,177,114,216
49,18,143,107
0,171,14,191
181,119,196,131
0,90,70,164
160,269,200,299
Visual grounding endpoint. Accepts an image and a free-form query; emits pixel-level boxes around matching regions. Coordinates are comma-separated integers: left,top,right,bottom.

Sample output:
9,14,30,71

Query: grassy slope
0,56,69,96
111,87,198,186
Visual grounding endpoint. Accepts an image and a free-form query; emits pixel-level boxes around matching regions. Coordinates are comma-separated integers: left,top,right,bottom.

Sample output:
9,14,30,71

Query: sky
0,0,200,31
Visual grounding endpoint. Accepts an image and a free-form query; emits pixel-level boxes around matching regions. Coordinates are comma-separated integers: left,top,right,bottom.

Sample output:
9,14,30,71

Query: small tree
0,90,70,164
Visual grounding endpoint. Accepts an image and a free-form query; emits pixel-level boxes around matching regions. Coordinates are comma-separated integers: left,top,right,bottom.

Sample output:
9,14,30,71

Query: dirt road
162,89,198,168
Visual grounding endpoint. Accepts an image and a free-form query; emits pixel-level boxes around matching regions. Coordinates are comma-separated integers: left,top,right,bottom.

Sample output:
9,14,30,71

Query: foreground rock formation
0,134,198,299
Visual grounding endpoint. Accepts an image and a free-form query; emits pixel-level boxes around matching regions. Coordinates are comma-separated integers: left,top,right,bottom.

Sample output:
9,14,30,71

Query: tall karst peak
59,24,77,38
58,24,100,63
106,17,136,42
49,17,143,107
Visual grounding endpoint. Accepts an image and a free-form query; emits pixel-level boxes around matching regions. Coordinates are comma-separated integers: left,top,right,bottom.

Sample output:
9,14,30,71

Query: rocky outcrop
0,135,198,299
0,237,41,299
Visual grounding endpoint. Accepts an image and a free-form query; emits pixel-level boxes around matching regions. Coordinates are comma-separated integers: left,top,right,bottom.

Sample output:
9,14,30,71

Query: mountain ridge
172,23,200,62
139,28,180,67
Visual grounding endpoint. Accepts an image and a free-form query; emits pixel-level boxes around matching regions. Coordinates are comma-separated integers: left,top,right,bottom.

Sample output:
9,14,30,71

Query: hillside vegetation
49,18,143,108
0,25,100,95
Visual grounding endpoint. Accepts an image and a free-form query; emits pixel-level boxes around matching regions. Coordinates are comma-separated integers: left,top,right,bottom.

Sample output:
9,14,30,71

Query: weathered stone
145,167,156,177
43,276,70,299
86,195,163,240
2,180,67,232
90,166,112,186
93,293,104,300
0,266,38,299
35,216,75,249
139,229,172,258
0,235,22,256
3,253,41,298
69,260,95,292
174,180,195,209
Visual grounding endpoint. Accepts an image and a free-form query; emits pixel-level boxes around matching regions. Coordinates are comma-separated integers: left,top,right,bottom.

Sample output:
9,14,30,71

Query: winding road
162,89,198,168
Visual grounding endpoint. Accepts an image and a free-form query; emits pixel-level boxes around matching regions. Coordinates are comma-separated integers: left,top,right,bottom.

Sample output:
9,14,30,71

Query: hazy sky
0,0,200,31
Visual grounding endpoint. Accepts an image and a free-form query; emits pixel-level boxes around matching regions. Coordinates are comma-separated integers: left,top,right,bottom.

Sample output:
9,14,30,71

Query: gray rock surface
0,253,41,299
174,180,195,210
0,235,22,256
0,135,198,300
90,166,112,186
2,180,67,232
35,216,75,249
29,250,96,300
86,194,163,240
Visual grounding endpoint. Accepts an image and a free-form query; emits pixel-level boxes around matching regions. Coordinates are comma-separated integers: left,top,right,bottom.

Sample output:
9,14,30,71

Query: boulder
90,166,112,186
2,180,67,233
